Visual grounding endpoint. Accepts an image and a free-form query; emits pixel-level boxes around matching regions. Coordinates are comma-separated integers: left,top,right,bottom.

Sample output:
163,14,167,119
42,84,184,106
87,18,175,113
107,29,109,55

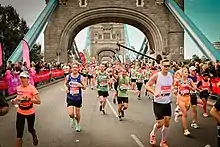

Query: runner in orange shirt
11,71,41,147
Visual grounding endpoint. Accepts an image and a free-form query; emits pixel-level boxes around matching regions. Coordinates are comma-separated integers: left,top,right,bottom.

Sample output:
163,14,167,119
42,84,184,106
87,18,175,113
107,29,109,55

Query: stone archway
96,48,116,62
44,0,184,62
59,7,163,62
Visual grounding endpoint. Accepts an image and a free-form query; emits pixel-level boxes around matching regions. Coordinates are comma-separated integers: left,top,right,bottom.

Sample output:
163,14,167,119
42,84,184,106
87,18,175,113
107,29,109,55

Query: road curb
5,78,64,101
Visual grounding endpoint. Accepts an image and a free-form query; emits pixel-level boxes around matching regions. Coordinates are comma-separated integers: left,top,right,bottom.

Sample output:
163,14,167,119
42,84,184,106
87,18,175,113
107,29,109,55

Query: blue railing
165,0,220,61
7,0,58,63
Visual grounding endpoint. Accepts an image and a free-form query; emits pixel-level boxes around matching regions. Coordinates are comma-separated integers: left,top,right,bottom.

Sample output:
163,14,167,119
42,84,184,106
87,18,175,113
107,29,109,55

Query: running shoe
32,133,38,146
75,124,81,132
118,115,122,121
149,133,156,145
102,110,106,115
203,113,208,117
160,140,169,147
191,122,199,129
183,129,191,136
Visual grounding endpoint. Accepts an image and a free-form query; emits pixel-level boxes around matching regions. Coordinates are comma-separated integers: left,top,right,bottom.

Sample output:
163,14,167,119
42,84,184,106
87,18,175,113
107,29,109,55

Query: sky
1,0,220,59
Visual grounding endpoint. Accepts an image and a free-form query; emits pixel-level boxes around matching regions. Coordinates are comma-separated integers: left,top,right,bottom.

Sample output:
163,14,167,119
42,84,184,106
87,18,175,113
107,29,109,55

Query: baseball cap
20,71,29,78
189,66,196,71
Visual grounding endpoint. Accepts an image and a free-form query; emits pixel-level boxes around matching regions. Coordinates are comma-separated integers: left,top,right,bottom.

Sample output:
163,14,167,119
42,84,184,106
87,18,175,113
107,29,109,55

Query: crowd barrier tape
0,69,64,95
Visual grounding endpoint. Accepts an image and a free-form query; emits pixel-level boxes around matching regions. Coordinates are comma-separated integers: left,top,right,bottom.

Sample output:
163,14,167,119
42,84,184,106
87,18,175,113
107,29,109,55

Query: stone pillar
168,0,184,61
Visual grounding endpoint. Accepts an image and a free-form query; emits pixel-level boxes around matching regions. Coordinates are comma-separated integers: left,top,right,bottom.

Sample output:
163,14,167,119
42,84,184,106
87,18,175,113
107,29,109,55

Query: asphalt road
0,82,218,147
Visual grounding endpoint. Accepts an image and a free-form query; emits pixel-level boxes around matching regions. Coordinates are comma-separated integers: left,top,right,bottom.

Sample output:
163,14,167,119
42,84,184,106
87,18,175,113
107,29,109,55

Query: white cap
20,71,29,78
189,66,196,71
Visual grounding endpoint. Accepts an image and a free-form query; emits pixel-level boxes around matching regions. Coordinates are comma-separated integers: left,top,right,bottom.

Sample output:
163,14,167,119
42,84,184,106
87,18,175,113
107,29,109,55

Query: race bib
120,85,128,91
180,87,189,95
100,81,107,86
161,86,171,95
70,86,79,95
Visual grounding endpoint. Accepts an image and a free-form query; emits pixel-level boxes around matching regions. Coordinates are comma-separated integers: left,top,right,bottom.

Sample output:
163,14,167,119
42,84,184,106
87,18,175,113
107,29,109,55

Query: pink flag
22,40,30,69
0,43,2,66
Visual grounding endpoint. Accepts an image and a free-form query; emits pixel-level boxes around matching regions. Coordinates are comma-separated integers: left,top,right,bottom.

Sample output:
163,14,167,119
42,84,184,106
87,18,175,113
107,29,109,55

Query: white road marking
130,134,145,147
106,98,118,117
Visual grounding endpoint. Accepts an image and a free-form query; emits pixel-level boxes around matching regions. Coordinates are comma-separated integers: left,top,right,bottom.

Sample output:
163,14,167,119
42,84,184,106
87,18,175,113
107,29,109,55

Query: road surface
0,82,217,147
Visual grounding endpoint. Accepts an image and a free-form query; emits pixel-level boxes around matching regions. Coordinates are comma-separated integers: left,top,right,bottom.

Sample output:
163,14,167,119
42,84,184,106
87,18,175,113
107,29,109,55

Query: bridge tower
44,0,184,63
90,23,125,63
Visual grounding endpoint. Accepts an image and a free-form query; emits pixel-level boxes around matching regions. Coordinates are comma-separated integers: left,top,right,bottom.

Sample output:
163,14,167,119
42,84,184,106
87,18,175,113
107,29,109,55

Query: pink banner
22,40,30,69
0,43,2,66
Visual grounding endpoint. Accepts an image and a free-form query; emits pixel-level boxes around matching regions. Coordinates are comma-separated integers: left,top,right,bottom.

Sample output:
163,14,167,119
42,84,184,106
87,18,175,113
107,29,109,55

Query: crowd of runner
1,59,220,147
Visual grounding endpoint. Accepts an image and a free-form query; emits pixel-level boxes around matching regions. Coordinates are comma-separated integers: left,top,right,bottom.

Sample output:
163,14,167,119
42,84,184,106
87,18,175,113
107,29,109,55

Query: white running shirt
154,72,173,104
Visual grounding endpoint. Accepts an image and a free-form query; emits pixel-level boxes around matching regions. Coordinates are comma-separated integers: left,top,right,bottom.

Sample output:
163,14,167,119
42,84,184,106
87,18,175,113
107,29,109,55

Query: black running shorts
136,82,143,90
153,102,172,120
66,98,82,108
98,91,109,97
117,97,128,104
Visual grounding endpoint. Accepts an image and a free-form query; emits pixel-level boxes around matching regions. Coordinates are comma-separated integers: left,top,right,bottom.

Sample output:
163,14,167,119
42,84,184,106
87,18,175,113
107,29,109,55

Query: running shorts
66,98,82,108
153,102,171,120
131,79,136,83
199,91,209,100
190,93,197,106
117,97,128,104
136,82,143,90
98,91,109,97
88,75,93,79
144,79,149,84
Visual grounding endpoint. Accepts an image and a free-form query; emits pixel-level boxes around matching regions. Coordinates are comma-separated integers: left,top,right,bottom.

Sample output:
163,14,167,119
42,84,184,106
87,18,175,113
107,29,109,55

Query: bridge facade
44,0,184,63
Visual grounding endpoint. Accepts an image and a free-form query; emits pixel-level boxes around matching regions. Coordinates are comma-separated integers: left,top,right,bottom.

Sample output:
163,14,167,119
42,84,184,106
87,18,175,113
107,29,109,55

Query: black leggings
16,112,36,138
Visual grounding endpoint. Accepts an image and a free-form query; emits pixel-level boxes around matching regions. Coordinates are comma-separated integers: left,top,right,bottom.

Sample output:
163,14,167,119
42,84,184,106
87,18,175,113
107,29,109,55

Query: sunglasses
164,65,170,68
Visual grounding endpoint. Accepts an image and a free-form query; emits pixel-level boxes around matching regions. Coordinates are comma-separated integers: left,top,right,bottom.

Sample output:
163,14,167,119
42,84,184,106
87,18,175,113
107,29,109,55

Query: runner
96,63,109,114
136,68,144,100
146,59,173,147
116,68,130,121
130,64,137,90
11,71,40,147
113,63,120,104
64,62,86,132
210,96,220,147
188,66,199,129
144,64,151,98
174,67,196,136
88,63,95,89
0,94,9,116
197,73,212,117
63,63,70,77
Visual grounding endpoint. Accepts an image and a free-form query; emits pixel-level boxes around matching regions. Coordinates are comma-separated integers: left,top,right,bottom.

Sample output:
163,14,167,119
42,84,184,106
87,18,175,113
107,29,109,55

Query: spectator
0,93,9,116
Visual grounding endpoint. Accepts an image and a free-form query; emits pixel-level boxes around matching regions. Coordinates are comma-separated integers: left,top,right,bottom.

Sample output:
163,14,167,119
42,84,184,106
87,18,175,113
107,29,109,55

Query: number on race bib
70,86,79,95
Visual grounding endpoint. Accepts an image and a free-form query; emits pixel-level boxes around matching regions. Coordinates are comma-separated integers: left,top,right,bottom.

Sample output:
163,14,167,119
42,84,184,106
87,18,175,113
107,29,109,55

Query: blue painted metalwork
8,0,58,63
123,24,135,60
165,0,220,61
84,27,91,62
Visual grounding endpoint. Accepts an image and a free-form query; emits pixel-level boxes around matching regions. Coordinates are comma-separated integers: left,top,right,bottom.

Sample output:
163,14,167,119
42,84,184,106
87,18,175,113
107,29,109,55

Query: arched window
79,0,87,7
136,0,144,7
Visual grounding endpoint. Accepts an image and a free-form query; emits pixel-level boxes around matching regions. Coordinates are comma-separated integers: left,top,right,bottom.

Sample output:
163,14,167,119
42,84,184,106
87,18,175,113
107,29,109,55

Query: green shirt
137,72,144,83
131,69,137,79
97,72,108,92
117,76,129,97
